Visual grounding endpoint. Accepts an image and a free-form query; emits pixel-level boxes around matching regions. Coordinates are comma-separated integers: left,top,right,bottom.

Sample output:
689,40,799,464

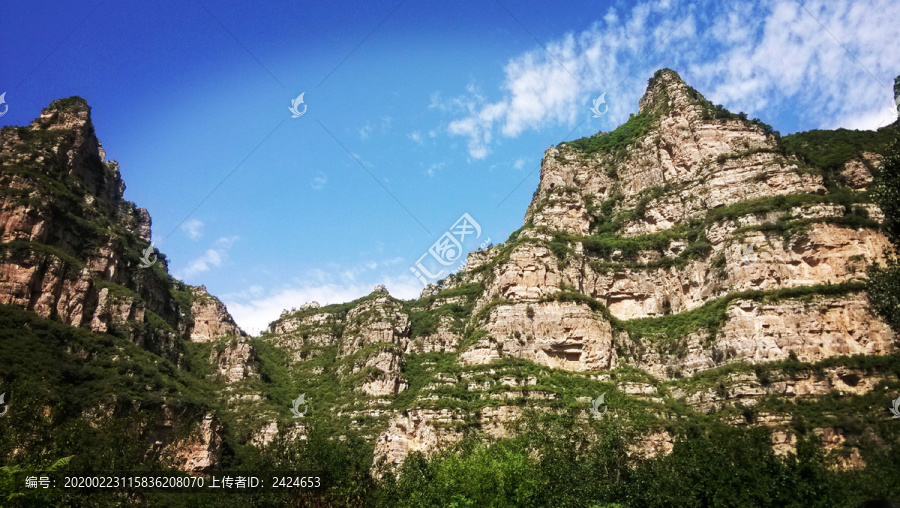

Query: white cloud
446,0,900,159
181,218,203,240
223,258,422,334
176,236,238,279
513,158,526,170
311,171,327,190
358,123,372,140
408,131,423,144
426,161,446,177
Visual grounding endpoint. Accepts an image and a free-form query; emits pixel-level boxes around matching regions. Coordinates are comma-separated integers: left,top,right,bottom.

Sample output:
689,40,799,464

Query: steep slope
253,70,899,473
0,98,243,347
0,99,252,479
2,73,899,506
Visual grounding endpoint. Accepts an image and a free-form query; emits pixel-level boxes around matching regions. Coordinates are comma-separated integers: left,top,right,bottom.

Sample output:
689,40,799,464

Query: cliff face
450,69,894,378
1,72,897,481
253,70,897,471
0,98,247,472
0,98,243,348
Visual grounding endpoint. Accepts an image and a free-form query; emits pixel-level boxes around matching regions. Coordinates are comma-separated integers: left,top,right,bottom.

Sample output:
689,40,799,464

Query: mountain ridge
1,69,899,505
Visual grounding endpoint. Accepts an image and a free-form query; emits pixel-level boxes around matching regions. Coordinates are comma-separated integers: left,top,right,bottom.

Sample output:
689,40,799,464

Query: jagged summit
637,68,697,115
35,96,92,128
0,97,243,345
1,72,898,491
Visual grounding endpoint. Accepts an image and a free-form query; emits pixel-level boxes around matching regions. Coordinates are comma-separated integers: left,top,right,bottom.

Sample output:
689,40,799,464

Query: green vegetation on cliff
565,111,657,156
867,135,900,332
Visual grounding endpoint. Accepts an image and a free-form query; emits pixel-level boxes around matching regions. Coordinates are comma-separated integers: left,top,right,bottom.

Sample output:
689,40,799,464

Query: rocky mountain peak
33,96,93,131
0,97,245,355
637,68,699,116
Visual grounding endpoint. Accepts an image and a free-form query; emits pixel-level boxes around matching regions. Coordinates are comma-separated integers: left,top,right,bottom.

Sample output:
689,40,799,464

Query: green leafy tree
868,134,900,331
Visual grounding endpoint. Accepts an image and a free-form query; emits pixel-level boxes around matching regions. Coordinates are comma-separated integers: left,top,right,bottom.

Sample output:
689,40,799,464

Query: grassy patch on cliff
0,240,85,270
405,282,483,338
866,135,900,333
0,303,221,504
620,282,866,345
782,127,897,172
0,303,213,414
564,111,657,156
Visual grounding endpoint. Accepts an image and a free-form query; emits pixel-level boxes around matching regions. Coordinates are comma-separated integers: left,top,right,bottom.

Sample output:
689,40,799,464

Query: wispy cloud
359,123,372,140
445,0,900,159
426,161,446,177
181,218,204,240
223,257,421,333
176,236,238,279
311,171,327,190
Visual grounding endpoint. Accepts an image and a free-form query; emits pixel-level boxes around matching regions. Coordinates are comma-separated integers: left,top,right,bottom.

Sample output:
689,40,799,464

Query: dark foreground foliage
379,410,900,508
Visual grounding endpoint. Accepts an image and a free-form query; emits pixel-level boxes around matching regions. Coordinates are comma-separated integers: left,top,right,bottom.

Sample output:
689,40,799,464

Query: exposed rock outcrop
188,286,243,342
165,413,224,473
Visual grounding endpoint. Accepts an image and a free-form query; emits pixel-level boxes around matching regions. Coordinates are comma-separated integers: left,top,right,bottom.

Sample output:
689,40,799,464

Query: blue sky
2,0,898,333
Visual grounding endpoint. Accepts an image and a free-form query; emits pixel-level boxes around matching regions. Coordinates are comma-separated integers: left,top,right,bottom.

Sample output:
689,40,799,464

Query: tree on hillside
868,134,900,331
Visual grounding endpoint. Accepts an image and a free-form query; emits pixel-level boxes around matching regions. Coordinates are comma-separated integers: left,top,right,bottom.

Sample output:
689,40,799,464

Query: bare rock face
408,315,462,353
479,241,564,302
166,413,224,473
338,294,411,395
621,292,895,380
839,153,879,190
462,301,615,371
210,338,258,383
89,287,144,333
188,286,243,342
716,293,894,364
628,430,674,459
0,97,243,354
372,409,465,474
356,348,409,396
339,294,410,356
814,427,866,471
